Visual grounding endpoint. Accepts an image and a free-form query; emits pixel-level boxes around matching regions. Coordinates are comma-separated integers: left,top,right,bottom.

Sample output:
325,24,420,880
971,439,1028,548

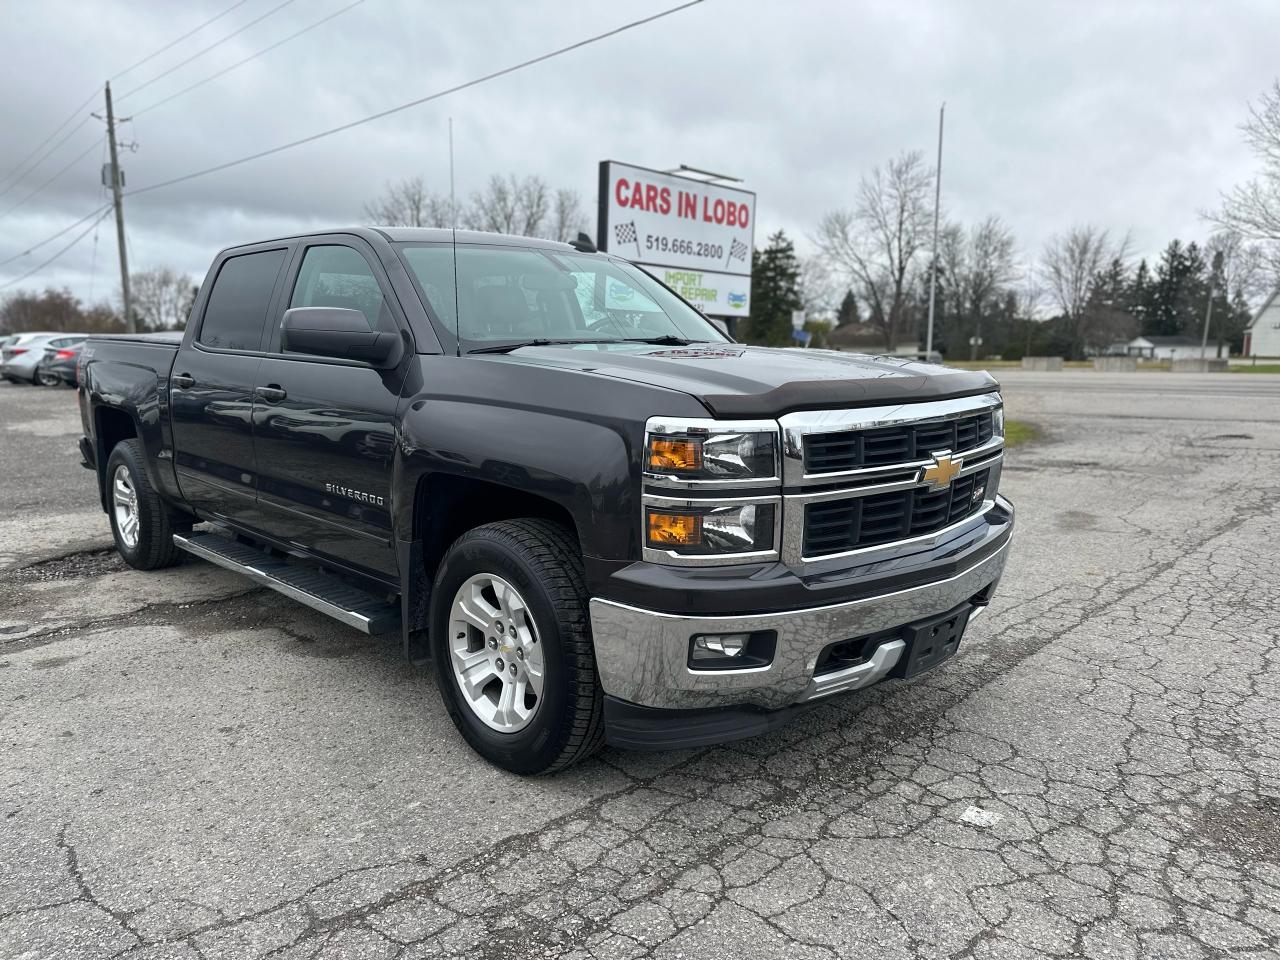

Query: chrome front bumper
589,531,1010,711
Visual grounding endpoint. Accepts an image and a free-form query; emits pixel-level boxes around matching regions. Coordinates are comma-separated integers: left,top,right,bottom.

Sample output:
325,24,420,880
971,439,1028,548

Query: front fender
393,400,636,560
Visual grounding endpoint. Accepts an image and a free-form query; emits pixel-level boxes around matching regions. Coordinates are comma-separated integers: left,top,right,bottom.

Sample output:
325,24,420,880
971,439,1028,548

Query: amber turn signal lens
647,510,702,547
648,437,702,471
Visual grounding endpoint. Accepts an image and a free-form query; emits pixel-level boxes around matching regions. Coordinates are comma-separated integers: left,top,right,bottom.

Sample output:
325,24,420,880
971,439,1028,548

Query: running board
173,532,400,635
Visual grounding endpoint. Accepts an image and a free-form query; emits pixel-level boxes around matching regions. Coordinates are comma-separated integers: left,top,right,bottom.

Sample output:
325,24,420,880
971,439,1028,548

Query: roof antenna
570,231,596,253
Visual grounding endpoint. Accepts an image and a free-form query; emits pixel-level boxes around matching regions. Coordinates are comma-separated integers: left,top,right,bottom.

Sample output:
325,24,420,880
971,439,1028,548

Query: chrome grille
804,412,994,474
779,392,1005,567
803,468,991,557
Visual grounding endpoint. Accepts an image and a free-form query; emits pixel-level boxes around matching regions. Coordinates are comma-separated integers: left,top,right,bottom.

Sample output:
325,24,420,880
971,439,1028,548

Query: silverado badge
921,451,963,491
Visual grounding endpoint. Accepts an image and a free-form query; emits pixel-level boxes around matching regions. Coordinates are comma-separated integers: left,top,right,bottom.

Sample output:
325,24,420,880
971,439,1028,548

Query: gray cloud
1,0,1274,304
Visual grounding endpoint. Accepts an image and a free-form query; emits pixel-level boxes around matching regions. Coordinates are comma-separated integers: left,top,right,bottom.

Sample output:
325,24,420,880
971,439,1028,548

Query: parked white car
2,332,67,384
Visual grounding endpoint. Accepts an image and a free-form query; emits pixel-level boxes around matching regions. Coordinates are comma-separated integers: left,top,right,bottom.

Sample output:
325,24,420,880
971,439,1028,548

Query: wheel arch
399,472,582,658
93,405,140,512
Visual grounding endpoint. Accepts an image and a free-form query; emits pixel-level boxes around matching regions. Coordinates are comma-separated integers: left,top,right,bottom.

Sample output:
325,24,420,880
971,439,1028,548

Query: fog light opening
687,630,777,671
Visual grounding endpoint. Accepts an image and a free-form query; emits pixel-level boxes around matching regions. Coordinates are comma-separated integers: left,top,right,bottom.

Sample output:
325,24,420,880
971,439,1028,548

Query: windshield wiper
622,335,702,346
467,338,619,355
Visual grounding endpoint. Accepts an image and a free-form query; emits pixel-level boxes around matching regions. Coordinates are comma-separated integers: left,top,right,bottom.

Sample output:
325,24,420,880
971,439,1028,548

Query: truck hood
483,343,999,417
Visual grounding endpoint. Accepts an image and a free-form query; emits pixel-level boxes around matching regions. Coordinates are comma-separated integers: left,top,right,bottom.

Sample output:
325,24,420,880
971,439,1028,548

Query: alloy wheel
112,465,140,550
448,573,546,732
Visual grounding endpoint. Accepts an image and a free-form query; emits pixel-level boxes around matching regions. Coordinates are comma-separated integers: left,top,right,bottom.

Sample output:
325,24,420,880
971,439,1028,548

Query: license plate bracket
898,604,972,678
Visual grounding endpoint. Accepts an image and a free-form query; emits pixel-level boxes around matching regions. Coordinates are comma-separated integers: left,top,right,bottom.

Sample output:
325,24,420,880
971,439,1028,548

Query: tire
429,519,604,775
36,370,60,387
105,439,184,570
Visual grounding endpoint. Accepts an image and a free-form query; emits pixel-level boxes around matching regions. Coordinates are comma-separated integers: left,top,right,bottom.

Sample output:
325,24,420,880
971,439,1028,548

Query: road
1,371,1278,960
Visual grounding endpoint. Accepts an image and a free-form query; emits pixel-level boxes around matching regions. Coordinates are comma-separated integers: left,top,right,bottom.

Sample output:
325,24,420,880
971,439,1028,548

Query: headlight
646,502,776,557
992,405,1005,438
645,425,778,481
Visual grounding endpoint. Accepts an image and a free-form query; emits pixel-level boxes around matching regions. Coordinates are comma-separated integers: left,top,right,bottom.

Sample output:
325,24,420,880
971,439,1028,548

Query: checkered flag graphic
614,221,640,257
728,238,749,262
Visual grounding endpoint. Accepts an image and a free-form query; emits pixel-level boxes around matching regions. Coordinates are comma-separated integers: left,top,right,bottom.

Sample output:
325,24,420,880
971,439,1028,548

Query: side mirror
281,307,399,365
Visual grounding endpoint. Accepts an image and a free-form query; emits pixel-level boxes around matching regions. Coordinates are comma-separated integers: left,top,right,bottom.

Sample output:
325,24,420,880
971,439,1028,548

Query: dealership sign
597,160,755,317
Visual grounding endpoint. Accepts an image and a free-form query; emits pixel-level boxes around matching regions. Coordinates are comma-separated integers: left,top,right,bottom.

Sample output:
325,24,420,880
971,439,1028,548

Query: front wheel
105,439,184,570
429,519,604,775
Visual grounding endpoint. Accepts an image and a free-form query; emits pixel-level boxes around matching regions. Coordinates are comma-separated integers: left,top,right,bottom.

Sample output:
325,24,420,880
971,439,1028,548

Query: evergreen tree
1080,257,1137,348
1148,240,1208,336
1128,259,1154,334
743,231,803,347
836,289,860,327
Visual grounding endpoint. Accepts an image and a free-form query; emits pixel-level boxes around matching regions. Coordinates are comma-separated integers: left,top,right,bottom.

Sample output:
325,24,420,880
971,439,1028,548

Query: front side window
288,245,391,333
397,243,727,351
199,249,287,351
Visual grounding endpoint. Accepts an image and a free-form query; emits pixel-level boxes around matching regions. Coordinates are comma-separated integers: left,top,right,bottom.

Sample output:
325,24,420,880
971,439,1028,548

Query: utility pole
104,82,134,333
1201,250,1224,362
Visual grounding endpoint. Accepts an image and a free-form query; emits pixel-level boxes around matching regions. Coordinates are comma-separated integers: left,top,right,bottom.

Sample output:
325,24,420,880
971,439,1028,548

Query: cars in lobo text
77,228,1014,774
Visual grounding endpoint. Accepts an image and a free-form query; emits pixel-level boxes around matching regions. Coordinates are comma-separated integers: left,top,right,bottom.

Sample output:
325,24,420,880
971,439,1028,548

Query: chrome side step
173,532,400,635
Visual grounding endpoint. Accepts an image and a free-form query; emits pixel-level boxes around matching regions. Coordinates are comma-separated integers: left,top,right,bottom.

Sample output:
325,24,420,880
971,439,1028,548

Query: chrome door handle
255,385,287,403
171,373,194,388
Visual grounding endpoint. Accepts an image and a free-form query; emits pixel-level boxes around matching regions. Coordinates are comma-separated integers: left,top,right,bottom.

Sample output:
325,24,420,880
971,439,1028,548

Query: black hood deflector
485,344,1000,418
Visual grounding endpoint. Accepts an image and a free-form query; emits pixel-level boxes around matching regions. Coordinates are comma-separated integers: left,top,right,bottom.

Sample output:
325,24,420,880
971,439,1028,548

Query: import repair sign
597,160,755,318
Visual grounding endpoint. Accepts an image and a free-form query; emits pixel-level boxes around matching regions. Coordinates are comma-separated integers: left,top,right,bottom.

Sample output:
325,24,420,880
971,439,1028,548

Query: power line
0,89,100,191
112,0,253,82
0,204,113,270
0,208,113,292
118,0,300,102
126,0,706,199
0,115,94,202
0,138,104,221
1,0,251,192
131,0,365,118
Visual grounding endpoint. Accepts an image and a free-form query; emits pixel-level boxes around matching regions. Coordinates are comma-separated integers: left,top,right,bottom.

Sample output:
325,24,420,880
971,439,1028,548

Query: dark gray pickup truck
77,227,1014,774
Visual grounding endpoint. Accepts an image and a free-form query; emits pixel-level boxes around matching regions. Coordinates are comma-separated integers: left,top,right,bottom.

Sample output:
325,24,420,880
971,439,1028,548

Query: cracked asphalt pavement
2,371,1279,959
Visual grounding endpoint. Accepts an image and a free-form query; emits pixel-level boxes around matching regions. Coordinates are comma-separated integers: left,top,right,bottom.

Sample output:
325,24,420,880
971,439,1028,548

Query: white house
1124,335,1219,360
1243,290,1280,357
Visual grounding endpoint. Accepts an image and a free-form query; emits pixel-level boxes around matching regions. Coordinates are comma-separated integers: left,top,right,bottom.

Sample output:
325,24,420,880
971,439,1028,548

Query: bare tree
815,150,933,350
362,176,451,227
130,267,195,330
955,217,1018,357
465,174,553,237
1,289,123,333
550,188,587,243
1039,225,1129,356
799,254,838,319
1205,228,1269,303
1215,80,1280,260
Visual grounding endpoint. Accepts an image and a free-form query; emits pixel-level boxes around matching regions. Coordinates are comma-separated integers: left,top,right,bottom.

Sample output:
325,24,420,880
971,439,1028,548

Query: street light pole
925,102,945,359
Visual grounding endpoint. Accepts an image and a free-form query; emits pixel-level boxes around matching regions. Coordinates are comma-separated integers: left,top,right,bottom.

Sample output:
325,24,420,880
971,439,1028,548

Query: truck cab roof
218,227,583,256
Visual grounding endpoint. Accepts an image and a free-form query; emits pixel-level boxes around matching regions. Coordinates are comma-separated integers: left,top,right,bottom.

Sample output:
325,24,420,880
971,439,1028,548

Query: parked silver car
2,332,71,384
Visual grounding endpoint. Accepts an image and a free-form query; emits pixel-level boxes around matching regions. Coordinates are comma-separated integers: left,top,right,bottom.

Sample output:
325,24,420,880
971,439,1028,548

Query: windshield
398,243,730,350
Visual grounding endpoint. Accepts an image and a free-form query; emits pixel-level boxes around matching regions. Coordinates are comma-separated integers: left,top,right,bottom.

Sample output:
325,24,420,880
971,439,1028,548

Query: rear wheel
429,519,604,775
105,439,184,570
36,369,60,387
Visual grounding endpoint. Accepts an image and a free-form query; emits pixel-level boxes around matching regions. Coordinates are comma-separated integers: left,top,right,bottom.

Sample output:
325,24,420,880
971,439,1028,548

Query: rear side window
288,245,393,333
199,249,287,351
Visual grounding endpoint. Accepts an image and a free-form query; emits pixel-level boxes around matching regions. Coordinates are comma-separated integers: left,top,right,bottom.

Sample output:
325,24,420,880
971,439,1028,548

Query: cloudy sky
1,0,1276,305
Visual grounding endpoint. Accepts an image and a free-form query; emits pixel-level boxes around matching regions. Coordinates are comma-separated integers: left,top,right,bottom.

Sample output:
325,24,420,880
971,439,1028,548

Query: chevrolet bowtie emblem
921,451,963,491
